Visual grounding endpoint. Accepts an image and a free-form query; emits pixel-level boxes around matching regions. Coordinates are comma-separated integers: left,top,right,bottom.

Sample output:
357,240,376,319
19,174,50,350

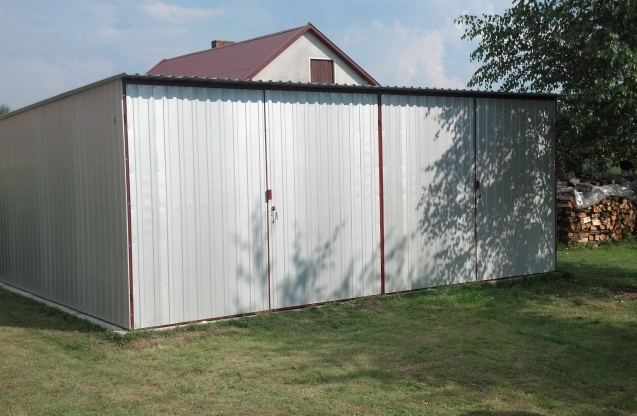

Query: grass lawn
1,241,636,416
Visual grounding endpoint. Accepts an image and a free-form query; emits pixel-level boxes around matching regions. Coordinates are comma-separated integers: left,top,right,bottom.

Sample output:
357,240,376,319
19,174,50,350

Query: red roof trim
244,25,309,80
246,23,379,86
309,23,379,86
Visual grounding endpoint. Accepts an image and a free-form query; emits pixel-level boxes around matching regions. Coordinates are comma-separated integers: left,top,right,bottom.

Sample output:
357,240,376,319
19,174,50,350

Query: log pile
557,193,637,245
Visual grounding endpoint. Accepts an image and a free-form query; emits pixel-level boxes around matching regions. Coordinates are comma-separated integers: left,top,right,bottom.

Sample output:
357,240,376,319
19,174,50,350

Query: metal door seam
473,96,478,282
377,94,385,294
263,90,272,310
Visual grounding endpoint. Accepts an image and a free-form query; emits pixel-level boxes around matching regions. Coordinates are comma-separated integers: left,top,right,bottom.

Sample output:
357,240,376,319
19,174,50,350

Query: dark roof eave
0,73,557,121
123,74,557,100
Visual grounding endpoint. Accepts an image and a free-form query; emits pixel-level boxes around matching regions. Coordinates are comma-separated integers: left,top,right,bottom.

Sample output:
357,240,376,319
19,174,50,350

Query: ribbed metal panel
0,80,130,328
476,98,556,280
266,91,381,308
0,71,556,330
126,85,268,328
382,95,476,291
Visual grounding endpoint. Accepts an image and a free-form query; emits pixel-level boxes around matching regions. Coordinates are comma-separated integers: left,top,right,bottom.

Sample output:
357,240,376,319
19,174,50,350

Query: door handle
271,206,278,223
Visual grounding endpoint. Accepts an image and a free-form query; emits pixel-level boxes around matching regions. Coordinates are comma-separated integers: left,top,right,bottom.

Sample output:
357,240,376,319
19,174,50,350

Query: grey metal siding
0,72,557,330
476,98,556,280
266,91,381,309
126,85,268,328
382,95,476,291
0,80,130,328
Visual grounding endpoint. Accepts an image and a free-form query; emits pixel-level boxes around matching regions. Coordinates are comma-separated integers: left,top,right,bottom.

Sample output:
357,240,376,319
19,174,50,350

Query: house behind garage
147,22,379,86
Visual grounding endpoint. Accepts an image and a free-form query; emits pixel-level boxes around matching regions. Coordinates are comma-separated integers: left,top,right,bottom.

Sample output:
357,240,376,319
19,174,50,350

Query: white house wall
253,32,369,85
0,80,130,329
382,95,476,292
476,98,556,280
266,91,381,309
126,85,268,329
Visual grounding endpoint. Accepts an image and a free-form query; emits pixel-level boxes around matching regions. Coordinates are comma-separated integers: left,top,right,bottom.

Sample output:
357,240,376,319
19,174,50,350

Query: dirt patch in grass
358,296,389,313
615,286,637,301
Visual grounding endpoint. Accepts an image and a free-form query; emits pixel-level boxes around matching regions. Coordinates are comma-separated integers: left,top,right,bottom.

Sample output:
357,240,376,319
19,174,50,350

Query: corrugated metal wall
0,80,130,328
0,75,556,330
382,95,476,291
126,87,381,327
266,91,380,309
126,85,268,328
476,98,556,280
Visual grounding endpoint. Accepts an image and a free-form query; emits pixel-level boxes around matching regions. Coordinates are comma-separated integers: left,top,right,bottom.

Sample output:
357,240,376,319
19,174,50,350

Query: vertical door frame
263,90,273,310
473,96,479,282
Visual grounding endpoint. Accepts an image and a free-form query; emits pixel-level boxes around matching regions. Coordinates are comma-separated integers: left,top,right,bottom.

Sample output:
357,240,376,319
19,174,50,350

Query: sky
0,0,514,110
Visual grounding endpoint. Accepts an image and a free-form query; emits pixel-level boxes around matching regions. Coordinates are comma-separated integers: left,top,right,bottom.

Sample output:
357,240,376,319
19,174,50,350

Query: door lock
270,206,278,223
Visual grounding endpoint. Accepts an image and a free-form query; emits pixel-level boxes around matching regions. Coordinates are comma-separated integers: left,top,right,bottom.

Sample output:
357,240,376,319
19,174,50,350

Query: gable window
310,59,334,83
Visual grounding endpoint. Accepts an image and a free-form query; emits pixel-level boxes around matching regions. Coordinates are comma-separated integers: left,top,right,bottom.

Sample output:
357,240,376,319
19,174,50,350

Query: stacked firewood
556,193,637,245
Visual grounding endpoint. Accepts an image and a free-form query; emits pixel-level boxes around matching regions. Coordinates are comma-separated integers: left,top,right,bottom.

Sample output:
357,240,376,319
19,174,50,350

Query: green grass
1,241,637,416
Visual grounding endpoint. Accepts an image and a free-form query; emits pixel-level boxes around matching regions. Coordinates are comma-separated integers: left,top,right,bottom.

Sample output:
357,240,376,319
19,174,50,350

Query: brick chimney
211,40,235,49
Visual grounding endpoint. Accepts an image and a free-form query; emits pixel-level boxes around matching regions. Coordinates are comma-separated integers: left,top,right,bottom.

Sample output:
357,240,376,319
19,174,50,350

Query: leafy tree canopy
457,0,637,172
0,103,10,116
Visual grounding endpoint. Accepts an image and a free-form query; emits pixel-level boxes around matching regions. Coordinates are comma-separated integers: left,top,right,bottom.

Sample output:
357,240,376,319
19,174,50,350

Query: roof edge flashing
122,73,557,100
0,73,557,123
0,73,127,121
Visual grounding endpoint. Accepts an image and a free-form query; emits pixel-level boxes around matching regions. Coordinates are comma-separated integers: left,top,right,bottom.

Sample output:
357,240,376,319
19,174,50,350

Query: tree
0,103,10,116
457,0,637,172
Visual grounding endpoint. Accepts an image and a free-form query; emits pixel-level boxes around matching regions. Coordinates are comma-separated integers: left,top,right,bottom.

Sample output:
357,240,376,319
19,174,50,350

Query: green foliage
0,103,10,116
457,0,637,172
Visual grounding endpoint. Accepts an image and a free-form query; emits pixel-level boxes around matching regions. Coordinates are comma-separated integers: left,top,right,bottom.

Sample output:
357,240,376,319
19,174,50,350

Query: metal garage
0,74,556,329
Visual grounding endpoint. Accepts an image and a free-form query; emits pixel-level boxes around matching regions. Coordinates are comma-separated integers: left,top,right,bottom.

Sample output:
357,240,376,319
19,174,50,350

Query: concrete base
0,282,128,333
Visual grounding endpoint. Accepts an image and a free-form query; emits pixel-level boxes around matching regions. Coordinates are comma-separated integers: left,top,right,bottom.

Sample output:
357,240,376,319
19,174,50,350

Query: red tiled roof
147,23,379,85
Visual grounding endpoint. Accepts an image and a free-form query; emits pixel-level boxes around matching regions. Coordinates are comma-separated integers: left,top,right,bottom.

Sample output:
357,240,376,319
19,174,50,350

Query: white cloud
97,24,127,42
367,20,465,89
55,55,117,81
0,56,116,109
140,1,224,22
0,57,65,108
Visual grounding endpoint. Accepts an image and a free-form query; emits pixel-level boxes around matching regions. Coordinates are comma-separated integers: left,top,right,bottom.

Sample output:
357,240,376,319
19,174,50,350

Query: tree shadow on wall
232,203,268,315
417,100,476,287
471,99,554,281
383,96,476,291
385,96,554,290
234,205,380,312
272,221,380,309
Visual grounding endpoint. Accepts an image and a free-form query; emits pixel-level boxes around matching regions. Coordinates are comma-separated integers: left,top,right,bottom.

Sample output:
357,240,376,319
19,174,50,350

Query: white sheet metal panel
476,98,555,280
126,85,268,328
0,80,130,328
382,95,475,291
266,91,380,309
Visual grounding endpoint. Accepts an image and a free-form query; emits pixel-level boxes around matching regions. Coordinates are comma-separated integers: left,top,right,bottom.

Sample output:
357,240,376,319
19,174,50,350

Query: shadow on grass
1,248,636,415
460,412,544,416
250,259,637,415
0,286,102,333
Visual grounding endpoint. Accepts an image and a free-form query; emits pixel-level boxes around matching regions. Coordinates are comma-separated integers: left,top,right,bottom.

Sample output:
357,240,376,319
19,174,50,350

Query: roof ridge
157,24,307,63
